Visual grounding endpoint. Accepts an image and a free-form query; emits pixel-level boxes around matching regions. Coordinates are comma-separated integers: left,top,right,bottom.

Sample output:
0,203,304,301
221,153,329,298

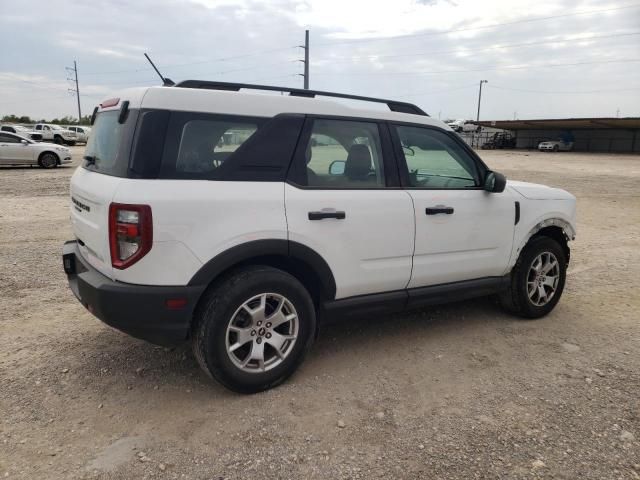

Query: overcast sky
1,0,639,121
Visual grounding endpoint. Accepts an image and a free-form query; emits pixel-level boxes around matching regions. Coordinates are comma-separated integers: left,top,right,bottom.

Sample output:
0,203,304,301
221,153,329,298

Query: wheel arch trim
514,217,575,263
187,239,337,300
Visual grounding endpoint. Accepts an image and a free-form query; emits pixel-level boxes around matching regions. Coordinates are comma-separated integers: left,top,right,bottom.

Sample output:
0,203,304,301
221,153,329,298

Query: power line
318,31,640,63
82,46,298,76
486,85,640,94
313,58,640,76
313,3,640,47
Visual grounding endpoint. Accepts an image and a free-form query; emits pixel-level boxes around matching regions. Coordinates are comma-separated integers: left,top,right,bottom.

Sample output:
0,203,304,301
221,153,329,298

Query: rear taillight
108,203,152,269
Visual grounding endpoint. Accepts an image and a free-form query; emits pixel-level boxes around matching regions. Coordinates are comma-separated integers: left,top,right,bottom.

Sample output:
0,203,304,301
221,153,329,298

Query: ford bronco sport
63,81,576,393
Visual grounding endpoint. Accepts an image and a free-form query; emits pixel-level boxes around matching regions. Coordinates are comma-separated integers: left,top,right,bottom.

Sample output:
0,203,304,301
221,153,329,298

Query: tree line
1,114,92,126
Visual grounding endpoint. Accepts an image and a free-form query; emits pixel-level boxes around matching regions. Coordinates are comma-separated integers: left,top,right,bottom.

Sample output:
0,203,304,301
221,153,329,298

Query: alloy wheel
225,293,299,373
527,252,560,306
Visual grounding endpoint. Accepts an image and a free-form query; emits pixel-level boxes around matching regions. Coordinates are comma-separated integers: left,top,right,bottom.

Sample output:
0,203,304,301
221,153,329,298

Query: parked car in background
33,123,77,145
65,126,91,143
538,139,574,152
0,132,71,167
446,119,479,133
1,124,43,142
482,132,516,149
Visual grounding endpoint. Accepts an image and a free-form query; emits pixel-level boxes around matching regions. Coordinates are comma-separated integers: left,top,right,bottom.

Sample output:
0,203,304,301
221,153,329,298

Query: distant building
472,117,640,153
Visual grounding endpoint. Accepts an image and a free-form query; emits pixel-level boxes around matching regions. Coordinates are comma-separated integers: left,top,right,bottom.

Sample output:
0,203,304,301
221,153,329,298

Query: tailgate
70,167,122,279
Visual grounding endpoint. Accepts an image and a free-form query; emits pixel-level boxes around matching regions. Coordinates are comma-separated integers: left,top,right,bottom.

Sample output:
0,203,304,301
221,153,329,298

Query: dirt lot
1,148,639,479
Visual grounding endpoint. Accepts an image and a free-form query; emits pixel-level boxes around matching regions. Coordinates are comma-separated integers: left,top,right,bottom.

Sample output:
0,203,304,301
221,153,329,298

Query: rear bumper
63,241,206,345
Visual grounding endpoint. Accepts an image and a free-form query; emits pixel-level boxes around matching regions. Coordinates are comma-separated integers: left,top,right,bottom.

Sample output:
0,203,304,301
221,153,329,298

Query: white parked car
538,140,574,152
62,82,577,393
1,124,43,142
446,119,479,133
0,132,72,167
33,123,77,145
65,126,91,143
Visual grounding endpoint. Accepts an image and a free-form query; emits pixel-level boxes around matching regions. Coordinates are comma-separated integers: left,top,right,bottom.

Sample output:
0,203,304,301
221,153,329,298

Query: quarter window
303,119,385,188
176,120,258,174
395,126,479,188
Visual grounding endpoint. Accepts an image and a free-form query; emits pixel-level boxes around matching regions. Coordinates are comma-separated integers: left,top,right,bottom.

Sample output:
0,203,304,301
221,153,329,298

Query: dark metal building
472,117,640,153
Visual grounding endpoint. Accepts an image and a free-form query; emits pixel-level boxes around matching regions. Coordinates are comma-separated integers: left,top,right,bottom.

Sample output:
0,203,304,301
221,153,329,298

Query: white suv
63,81,577,393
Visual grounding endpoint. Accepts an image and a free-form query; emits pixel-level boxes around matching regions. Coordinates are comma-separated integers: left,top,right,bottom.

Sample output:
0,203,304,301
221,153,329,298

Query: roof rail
174,80,428,116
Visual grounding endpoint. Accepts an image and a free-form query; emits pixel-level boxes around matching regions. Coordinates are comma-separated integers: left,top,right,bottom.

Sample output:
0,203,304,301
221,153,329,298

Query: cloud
0,0,639,120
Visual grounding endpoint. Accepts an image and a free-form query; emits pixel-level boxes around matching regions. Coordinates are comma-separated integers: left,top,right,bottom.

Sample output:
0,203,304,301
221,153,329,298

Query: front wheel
192,266,316,393
498,236,567,319
39,152,58,169
53,135,64,145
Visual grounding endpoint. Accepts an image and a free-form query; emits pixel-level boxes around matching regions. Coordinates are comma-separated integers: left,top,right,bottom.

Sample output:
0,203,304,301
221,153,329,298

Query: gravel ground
0,148,639,479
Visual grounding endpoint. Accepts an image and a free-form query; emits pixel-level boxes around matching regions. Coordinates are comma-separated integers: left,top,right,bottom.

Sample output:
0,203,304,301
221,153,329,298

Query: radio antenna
144,53,174,86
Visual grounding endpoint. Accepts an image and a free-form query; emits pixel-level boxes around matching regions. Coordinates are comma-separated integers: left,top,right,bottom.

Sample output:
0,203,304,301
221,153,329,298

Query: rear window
83,110,138,177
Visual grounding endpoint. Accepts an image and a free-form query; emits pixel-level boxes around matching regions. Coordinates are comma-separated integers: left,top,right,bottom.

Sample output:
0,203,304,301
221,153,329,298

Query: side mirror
402,146,415,157
329,160,346,175
21,139,28,145
484,171,506,193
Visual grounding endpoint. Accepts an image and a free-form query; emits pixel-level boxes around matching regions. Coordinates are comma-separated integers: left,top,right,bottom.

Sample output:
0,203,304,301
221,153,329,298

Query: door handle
425,205,454,215
308,210,346,220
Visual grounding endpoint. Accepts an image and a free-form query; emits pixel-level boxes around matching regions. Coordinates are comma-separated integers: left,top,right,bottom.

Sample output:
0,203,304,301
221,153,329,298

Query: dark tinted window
82,110,138,177
175,119,258,174
0,133,20,143
159,111,307,181
395,126,479,188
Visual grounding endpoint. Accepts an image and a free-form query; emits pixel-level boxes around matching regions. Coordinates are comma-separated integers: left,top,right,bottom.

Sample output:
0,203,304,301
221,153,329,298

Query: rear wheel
553,144,559,152
39,152,58,169
498,236,567,318
192,266,316,393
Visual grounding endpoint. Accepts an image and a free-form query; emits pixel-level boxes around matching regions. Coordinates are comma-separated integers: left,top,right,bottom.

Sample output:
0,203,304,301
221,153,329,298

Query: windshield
83,111,128,176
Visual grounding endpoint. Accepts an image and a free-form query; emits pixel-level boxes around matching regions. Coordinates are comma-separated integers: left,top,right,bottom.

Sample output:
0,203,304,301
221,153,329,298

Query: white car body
0,132,72,166
33,123,77,144
446,119,478,133
69,86,576,290
65,126,91,143
538,140,574,152
0,124,43,141
62,83,576,391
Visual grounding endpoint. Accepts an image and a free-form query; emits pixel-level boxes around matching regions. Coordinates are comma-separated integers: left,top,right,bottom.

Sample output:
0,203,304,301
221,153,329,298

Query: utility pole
298,29,310,89
476,79,488,122
66,61,82,124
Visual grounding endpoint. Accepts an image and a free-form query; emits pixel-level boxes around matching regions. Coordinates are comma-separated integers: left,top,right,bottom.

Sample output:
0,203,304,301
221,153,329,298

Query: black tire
553,145,559,152
498,236,567,319
39,152,58,169
53,135,64,145
192,266,316,393
66,141,76,146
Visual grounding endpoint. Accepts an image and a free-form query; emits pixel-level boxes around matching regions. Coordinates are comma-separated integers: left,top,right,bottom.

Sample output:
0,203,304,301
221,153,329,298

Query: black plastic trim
188,239,337,300
515,201,521,225
322,276,509,322
63,241,205,346
175,80,428,116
